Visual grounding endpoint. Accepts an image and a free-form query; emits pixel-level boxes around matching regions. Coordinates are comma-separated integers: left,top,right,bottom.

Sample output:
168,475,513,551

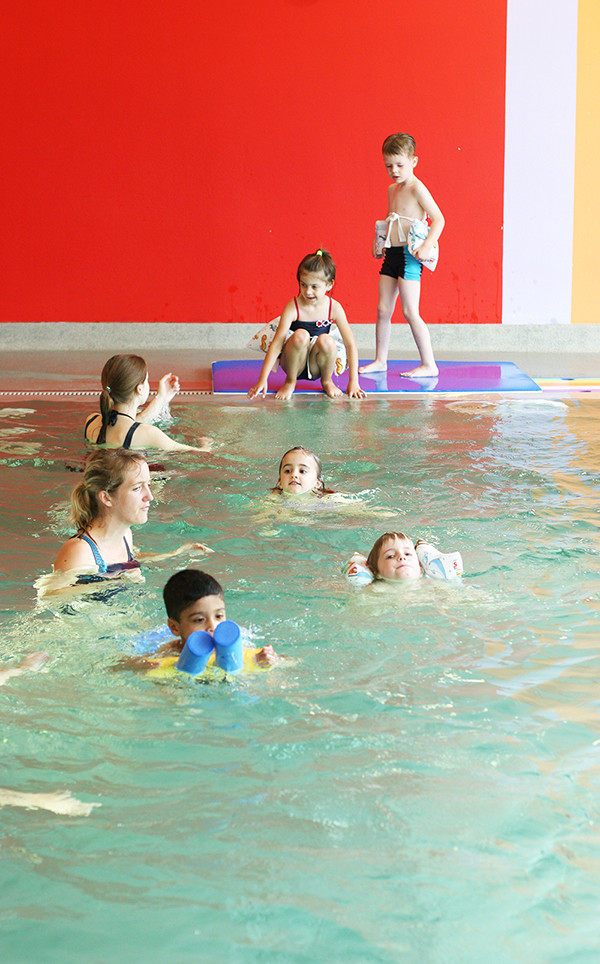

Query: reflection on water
1,394,600,961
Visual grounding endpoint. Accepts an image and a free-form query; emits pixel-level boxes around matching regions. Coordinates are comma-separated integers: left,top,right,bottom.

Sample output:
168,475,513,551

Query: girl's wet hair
296,249,336,284
163,569,225,621
382,132,416,158
70,449,148,534
97,354,148,443
277,446,324,490
366,531,414,578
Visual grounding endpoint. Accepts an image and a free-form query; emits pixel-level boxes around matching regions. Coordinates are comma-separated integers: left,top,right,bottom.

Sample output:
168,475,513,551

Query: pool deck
1,323,599,395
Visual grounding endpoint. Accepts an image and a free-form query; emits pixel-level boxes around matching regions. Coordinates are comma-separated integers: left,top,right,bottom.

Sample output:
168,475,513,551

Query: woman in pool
53,449,210,580
84,354,212,452
273,446,334,497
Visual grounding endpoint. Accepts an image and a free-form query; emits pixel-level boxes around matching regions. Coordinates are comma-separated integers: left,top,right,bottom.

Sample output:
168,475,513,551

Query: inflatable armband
341,553,374,587
415,541,463,580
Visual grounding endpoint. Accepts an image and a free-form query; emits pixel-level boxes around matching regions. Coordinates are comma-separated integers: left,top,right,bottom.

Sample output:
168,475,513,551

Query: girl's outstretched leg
397,278,438,377
359,276,398,374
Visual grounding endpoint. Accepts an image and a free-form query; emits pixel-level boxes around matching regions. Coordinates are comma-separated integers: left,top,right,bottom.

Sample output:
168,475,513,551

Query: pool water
1,394,600,962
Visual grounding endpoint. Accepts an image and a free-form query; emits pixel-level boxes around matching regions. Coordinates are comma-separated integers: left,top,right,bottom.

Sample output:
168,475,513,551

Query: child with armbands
120,569,280,676
343,531,463,586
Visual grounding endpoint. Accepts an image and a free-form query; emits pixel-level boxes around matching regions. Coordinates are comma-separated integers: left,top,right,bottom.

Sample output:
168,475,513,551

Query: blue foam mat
212,360,541,394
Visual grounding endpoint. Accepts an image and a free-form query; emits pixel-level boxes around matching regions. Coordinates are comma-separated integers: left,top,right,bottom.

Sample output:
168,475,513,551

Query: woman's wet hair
97,354,148,443
70,449,147,533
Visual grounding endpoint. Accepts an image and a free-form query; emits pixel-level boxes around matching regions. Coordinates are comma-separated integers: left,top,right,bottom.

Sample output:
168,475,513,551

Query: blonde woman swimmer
84,353,212,452
248,250,366,401
47,450,211,591
360,133,445,377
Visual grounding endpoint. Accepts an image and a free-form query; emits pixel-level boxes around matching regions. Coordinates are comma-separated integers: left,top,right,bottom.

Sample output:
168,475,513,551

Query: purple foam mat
212,360,541,394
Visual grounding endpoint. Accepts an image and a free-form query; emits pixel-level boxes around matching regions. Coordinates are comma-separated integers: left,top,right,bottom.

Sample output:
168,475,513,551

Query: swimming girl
247,250,366,401
84,354,212,452
273,446,333,497
53,449,211,580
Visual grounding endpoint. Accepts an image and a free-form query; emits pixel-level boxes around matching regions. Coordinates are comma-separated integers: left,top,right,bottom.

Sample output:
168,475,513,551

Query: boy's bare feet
358,359,387,374
400,364,439,377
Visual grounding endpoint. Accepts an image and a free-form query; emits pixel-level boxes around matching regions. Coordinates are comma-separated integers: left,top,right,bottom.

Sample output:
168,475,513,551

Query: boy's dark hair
163,569,224,620
296,249,336,284
382,133,416,158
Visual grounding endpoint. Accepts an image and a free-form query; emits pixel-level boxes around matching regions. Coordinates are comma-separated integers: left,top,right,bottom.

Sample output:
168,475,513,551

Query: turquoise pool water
1,394,599,962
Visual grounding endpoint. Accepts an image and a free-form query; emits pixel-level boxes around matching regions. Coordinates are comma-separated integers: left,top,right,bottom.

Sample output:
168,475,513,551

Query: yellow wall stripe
572,0,600,324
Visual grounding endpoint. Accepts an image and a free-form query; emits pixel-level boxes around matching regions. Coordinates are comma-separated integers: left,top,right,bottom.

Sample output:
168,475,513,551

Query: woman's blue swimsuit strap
76,533,140,582
79,532,106,570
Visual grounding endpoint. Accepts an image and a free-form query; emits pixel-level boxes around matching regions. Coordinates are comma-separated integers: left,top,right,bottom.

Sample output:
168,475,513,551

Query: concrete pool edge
2,321,600,355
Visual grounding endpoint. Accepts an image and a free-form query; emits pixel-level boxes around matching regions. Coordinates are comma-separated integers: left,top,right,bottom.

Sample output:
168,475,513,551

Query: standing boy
359,133,444,377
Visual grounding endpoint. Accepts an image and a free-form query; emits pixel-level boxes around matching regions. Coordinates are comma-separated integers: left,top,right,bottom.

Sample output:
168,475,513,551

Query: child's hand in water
253,645,281,666
157,373,180,403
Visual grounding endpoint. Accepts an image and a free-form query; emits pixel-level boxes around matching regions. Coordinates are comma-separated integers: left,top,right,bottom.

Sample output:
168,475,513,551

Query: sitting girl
247,249,366,401
344,531,463,586
84,354,212,452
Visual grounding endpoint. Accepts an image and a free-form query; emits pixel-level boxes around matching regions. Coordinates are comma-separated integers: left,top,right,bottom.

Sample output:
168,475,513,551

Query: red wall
1,0,506,324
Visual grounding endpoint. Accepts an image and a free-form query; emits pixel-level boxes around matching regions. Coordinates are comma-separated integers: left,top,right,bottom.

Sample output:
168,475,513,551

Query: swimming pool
1,393,599,962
